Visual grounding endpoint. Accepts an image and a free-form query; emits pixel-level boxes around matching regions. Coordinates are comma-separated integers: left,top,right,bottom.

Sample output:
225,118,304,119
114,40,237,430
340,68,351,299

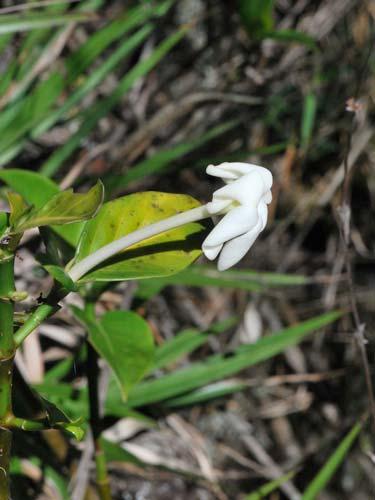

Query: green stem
13,303,58,347
86,305,112,500
0,257,16,499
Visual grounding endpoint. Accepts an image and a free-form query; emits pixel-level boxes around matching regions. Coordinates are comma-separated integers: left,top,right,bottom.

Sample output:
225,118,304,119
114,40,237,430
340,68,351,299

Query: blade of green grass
104,121,239,192
300,92,317,151
40,26,188,177
245,471,296,500
65,0,174,82
165,379,248,407
105,311,341,412
302,422,362,500
154,316,238,370
33,23,154,137
0,72,64,155
0,12,95,34
136,265,308,296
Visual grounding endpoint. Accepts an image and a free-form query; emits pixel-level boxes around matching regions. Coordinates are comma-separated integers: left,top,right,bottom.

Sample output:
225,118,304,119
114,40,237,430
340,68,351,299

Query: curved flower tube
67,162,272,281
202,162,273,271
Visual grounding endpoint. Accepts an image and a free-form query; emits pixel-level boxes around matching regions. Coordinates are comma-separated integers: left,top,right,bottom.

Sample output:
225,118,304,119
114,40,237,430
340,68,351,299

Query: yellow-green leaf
73,192,208,282
13,181,104,233
7,191,30,227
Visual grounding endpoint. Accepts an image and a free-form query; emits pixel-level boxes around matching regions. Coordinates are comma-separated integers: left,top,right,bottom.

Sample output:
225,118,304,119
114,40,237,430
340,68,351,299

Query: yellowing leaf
73,192,208,282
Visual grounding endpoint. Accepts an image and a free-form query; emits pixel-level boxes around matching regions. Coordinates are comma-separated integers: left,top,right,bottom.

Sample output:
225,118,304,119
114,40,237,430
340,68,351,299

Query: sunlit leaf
72,192,208,282
12,181,104,232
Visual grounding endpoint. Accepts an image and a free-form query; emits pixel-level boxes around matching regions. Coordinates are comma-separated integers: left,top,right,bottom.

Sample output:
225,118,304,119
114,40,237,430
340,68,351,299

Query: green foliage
237,0,275,37
72,192,208,282
136,264,307,299
302,422,362,499
105,311,341,414
9,181,104,233
301,92,317,151
72,306,154,400
0,12,93,35
40,26,188,177
245,471,296,499
237,0,316,47
0,170,85,245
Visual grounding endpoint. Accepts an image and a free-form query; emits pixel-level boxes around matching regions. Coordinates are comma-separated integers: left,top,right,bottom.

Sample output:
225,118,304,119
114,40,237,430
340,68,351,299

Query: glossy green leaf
0,170,94,246
73,192,208,282
302,422,362,500
12,181,104,232
72,307,154,400
106,311,341,413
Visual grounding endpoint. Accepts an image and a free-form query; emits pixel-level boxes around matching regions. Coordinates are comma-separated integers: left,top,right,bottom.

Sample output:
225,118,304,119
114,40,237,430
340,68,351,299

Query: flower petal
211,170,267,207
202,205,258,248
217,220,263,271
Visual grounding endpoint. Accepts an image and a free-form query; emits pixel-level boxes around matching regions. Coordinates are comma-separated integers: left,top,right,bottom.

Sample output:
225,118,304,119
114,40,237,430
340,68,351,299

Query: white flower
202,162,273,271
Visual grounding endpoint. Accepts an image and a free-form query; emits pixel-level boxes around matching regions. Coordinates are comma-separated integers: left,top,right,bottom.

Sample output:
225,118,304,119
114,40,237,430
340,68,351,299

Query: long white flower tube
67,162,272,282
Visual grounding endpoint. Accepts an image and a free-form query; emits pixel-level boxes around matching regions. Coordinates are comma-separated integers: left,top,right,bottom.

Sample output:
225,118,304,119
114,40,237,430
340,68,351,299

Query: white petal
211,170,267,207
202,241,223,260
202,206,258,248
217,220,263,271
206,162,258,181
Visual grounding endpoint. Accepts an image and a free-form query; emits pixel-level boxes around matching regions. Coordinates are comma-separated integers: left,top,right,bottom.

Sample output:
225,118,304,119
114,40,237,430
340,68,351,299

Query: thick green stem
0,258,16,499
86,308,112,500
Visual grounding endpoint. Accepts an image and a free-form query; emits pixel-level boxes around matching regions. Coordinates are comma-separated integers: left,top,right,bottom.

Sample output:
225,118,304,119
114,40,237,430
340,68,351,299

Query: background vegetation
0,0,374,498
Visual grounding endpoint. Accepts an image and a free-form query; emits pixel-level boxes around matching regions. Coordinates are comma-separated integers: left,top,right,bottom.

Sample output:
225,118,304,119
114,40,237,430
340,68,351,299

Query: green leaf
0,170,98,246
0,72,64,157
43,265,78,293
104,120,239,192
0,12,95,35
166,380,248,407
6,191,30,227
105,311,341,413
154,316,238,370
12,181,104,232
302,422,362,500
72,307,154,400
72,192,208,282
39,395,84,440
33,24,154,138
137,265,307,295
65,1,173,82
264,29,316,48
245,471,296,500
300,92,317,151
40,26,188,177
237,0,275,37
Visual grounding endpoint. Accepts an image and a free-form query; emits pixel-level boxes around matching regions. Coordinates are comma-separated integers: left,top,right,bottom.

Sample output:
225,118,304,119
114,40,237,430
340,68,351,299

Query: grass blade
40,26,188,177
105,311,341,412
302,422,362,500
